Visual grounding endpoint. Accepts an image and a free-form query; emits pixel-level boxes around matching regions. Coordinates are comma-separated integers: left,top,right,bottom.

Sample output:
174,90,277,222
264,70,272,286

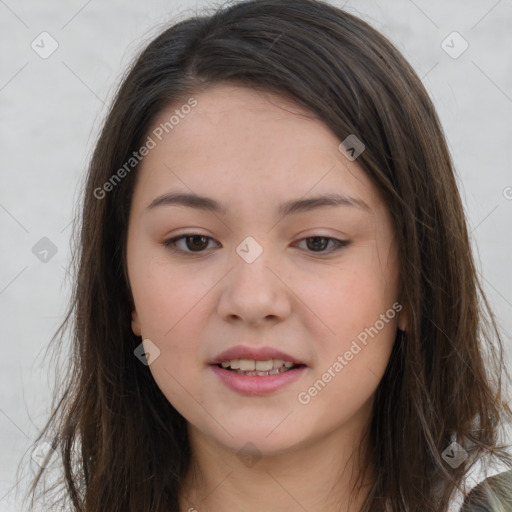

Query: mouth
213,359,306,377
208,346,308,394
209,358,308,395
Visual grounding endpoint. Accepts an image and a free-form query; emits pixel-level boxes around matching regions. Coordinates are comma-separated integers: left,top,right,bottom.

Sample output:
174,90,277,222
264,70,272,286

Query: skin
127,83,407,512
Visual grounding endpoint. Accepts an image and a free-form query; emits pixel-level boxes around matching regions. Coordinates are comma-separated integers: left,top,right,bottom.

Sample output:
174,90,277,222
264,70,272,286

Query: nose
216,241,292,326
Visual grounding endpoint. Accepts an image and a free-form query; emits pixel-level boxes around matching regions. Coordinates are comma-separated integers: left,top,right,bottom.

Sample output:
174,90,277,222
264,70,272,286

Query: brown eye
163,234,219,253
305,237,329,251
298,236,350,253
184,235,209,251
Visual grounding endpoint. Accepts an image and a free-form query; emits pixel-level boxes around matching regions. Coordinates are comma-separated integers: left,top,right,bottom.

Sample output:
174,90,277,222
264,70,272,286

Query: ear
131,309,142,337
397,301,408,331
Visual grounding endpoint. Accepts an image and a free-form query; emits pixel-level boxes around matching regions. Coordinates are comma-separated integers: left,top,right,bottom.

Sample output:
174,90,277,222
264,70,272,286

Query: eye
163,233,220,254
295,236,350,254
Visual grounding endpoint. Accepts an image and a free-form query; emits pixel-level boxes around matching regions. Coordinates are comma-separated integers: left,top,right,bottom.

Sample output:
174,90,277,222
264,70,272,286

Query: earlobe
131,310,142,337
397,302,408,332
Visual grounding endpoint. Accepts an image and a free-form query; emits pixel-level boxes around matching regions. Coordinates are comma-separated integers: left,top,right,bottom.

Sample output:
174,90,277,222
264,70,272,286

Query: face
126,83,406,456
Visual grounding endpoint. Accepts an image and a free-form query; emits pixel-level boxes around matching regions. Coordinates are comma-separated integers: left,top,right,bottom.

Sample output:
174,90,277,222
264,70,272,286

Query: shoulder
459,469,512,512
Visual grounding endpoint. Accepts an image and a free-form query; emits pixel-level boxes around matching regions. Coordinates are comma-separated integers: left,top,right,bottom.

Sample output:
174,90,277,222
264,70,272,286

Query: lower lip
210,365,307,395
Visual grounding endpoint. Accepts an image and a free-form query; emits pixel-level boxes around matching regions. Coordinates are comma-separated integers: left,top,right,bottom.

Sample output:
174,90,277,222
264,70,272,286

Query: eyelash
162,233,351,256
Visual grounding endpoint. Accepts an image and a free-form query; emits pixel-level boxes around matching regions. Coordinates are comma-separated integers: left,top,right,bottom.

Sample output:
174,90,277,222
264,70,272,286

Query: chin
207,422,304,456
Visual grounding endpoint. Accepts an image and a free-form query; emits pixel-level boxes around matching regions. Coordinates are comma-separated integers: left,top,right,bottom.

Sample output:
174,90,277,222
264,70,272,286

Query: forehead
132,84,383,217
149,84,331,163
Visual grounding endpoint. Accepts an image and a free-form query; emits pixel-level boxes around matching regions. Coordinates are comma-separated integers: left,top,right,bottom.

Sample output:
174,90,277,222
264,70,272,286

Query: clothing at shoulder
460,469,512,511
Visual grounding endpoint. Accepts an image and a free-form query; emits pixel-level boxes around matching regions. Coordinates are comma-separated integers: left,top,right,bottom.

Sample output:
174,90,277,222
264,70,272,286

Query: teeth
233,366,290,376
256,360,273,371
239,359,256,371
219,358,296,372
235,368,284,376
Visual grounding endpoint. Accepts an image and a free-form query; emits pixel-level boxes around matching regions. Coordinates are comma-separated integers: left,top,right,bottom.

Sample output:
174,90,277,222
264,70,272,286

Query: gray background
1,1,511,510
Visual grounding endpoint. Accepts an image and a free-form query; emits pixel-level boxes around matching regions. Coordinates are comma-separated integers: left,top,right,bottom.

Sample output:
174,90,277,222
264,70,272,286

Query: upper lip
209,345,306,366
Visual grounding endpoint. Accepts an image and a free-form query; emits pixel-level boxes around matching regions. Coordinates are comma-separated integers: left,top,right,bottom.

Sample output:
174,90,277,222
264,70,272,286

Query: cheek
295,249,399,385
301,257,397,336
128,249,211,353
131,266,208,414
296,296,397,425
130,252,211,339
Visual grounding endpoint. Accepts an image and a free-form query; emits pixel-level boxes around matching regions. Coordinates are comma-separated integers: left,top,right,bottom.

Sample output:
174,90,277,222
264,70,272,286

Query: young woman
24,1,512,511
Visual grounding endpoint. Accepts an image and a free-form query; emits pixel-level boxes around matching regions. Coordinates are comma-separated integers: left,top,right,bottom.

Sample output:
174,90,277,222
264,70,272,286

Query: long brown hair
21,0,512,510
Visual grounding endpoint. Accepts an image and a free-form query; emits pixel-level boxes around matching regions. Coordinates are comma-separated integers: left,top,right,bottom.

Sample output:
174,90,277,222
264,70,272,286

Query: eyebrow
145,191,370,217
